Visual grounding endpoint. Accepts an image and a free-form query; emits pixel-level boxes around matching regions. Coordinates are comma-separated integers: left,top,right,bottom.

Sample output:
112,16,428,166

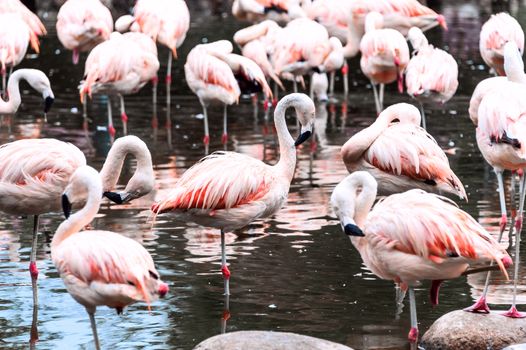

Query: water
0,1,525,349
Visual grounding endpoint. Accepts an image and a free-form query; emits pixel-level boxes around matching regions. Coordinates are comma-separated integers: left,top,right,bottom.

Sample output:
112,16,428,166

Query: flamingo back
0,14,30,70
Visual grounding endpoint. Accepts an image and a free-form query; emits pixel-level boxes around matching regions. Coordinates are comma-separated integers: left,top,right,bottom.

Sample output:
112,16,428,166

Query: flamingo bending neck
0,69,54,114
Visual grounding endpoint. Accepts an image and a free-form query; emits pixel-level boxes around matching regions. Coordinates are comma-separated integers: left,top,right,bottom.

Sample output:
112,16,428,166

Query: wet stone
422,310,526,350
193,331,354,350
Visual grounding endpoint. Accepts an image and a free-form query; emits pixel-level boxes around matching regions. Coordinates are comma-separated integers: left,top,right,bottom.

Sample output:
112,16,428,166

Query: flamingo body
0,13,31,72
0,0,46,53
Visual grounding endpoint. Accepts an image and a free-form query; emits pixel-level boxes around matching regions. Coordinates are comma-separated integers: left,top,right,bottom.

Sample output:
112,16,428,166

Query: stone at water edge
193,331,354,350
421,310,526,350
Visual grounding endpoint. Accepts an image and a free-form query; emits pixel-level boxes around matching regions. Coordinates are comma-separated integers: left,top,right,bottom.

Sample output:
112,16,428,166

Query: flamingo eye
149,270,159,280
127,280,135,286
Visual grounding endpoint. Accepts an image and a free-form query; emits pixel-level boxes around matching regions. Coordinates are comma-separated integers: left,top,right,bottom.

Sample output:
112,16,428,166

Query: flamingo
151,93,315,299
465,80,526,318
114,0,190,109
331,171,511,344
0,69,54,115
53,165,168,350
341,103,466,199
80,32,159,138
479,12,524,76
56,0,113,64
0,0,46,52
232,0,306,24
184,40,272,147
359,12,410,114
405,27,459,129
0,135,155,309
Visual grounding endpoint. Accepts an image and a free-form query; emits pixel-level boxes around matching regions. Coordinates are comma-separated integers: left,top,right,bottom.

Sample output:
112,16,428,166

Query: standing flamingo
56,0,113,64
0,0,46,51
360,12,410,114
80,32,159,138
0,69,54,114
184,40,272,147
151,93,315,299
0,135,155,309
341,103,466,198
331,171,511,344
53,166,168,350
405,27,458,129
465,81,526,317
479,12,524,76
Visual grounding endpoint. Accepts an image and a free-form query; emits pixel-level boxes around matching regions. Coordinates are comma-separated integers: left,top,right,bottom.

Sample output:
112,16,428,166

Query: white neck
505,56,526,84
0,70,24,114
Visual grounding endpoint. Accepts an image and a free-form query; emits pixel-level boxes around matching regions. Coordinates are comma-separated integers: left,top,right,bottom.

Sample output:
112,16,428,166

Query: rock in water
422,310,526,350
193,331,353,350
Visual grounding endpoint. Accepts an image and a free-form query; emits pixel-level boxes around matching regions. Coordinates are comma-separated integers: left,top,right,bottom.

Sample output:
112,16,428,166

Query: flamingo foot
430,280,443,306
166,75,172,85
222,310,231,321
341,63,349,75
72,49,79,65
221,265,231,280
203,135,210,145
515,215,523,233
408,327,419,343
121,112,128,123
272,98,278,108
464,296,490,313
263,100,270,112
502,306,526,318
152,117,158,129
500,213,508,233
29,262,38,279
310,140,317,153
152,76,159,85
221,133,228,145
108,125,116,138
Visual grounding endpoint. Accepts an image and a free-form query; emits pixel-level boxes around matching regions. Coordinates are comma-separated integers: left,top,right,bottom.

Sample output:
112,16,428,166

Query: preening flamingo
0,69,54,115
0,135,154,309
405,27,458,129
232,0,306,24
184,40,272,146
331,171,511,344
465,80,526,317
53,165,168,350
56,0,113,64
80,32,159,138
360,12,410,114
341,103,466,199
151,93,315,299
115,0,190,108
479,12,524,76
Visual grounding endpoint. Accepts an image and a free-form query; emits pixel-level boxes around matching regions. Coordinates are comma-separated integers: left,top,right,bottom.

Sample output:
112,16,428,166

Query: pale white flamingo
56,0,113,64
479,12,524,76
465,80,526,317
359,12,410,114
53,165,168,350
115,0,190,108
0,135,154,309
0,0,46,50
341,103,466,199
0,69,54,115
80,32,159,138
151,93,315,298
405,27,458,129
331,171,511,344
184,40,272,146
232,0,307,24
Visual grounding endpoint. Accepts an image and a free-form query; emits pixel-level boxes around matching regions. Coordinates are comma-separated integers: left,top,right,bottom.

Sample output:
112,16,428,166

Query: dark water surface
1,1,525,349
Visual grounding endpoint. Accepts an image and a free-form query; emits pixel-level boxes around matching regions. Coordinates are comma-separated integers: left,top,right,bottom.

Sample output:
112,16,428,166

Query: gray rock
422,310,526,350
504,344,526,350
194,331,353,350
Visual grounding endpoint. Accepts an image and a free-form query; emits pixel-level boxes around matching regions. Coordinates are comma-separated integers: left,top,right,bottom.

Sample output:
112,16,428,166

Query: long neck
353,186,376,228
0,71,23,114
505,59,526,84
273,100,297,180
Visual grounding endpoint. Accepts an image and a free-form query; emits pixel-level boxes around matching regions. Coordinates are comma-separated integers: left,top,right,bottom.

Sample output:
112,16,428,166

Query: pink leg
408,288,419,344
222,105,228,145
72,49,80,65
221,229,230,296
30,215,39,308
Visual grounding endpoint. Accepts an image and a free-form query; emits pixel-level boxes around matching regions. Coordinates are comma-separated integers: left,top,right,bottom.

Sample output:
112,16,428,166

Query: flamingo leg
408,287,419,344
342,62,349,95
329,71,335,97
395,284,406,320
465,169,507,313
272,82,278,107
107,98,115,142
503,171,526,318
509,172,517,247
293,78,298,93
152,76,159,141
30,293,38,345
82,93,88,122
2,69,6,99
166,51,173,108
379,83,385,111
119,94,128,136
220,229,230,296
30,215,39,308
88,311,101,350
222,104,228,145
419,102,427,130
371,82,381,115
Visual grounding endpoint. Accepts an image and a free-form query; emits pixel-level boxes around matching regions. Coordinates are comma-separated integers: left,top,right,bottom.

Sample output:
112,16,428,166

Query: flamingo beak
44,96,54,113
62,194,72,219
295,121,314,146
103,191,133,204
344,223,364,237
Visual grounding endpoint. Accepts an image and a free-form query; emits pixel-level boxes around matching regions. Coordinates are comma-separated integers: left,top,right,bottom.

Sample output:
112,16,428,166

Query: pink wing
242,40,284,89
468,76,506,126
0,0,45,52
0,14,30,69
152,151,273,213
365,123,466,198
366,189,509,275
225,53,273,99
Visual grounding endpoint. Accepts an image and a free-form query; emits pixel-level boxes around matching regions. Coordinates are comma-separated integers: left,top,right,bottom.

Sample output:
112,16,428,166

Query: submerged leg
222,105,228,145
30,215,39,308
371,82,381,115
202,103,209,155
419,102,427,130
293,79,298,93
329,71,335,97
220,229,230,296
119,94,128,136
107,97,115,142
509,172,518,247
408,288,419,344
88,311,101,350
166,51,173,108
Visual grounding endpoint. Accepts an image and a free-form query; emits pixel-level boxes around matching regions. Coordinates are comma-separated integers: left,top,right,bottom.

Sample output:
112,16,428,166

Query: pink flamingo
405,27,458,129
0,69,54,114
331,171,511,344
359,12,410,114
465,79,526,317
80,32,159,138
184,40,272,147
479,12,524,76
151,93,315,298
53,166,168,350
0,0,46,51
0,135,155,308
56,0,113,65
232,0,306,24
341,103,466,198
115,0,190,109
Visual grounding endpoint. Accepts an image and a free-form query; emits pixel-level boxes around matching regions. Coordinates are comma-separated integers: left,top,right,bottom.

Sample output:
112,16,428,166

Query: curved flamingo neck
0,70,24,114
273,96,299,180
505,56,526,84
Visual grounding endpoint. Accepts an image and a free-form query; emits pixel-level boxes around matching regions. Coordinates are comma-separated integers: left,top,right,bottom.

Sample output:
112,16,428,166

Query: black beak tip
44,96,54,113
103,191,124,204
312,66,322,73
62,194,71,219
294,130,312,146
344,223,364,237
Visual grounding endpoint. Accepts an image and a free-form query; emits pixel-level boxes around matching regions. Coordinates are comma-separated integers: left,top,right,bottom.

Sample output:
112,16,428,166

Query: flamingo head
280,93,315,146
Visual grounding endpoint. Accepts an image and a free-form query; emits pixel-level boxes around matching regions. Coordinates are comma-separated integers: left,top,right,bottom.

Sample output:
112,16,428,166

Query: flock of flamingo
1,0,526,348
